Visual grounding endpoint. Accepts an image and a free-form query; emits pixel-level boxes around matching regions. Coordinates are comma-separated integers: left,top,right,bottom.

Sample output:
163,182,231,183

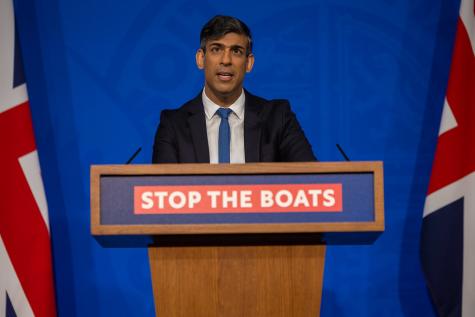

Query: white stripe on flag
463,178,475,317
19,150,50,232
438,99,458,136
0,236,34,317
459,0,474,55
0,0,28,114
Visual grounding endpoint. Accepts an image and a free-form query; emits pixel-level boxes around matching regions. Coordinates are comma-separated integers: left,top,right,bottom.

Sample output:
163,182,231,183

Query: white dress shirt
202,88,245,163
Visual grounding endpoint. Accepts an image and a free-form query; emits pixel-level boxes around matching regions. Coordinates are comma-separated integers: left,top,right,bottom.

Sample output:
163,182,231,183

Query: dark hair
200,15,253,55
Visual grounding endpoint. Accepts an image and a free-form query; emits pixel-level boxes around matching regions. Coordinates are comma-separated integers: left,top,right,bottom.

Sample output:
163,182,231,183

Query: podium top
91,161,384,236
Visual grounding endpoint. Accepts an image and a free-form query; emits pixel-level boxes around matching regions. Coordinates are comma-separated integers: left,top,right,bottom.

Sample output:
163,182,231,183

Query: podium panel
149,244,325,317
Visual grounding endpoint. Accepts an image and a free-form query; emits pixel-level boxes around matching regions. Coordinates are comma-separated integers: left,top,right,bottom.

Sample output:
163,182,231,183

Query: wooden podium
91,162,384,317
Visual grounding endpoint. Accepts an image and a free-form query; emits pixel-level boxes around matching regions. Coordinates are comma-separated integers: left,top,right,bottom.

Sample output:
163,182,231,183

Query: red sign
134,184,342,214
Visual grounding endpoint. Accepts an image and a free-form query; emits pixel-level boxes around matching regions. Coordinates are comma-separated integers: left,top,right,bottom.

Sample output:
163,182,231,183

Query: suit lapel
185,94,210,163
184,90,262,163
244,91,262,162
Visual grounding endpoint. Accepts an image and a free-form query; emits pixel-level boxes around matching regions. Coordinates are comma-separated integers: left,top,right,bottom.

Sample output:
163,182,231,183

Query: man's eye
232,48,243,55
210,47,221,53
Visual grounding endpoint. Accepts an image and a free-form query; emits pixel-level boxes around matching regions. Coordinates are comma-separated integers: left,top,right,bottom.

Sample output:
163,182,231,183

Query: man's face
196,32,254,106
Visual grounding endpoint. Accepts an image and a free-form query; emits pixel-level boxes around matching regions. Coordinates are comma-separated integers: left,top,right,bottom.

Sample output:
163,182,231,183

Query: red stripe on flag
428,17,475,195
0,102,57,317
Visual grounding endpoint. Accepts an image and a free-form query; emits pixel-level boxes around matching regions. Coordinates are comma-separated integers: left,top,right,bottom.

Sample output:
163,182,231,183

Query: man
152,15,316,163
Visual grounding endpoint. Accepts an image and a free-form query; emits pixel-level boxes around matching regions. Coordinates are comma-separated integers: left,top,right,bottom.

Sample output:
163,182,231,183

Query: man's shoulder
245,90,292,115
160,93,203,119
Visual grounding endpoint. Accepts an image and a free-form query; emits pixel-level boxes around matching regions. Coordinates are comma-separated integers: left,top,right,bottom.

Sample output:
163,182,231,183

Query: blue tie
217,108,232,163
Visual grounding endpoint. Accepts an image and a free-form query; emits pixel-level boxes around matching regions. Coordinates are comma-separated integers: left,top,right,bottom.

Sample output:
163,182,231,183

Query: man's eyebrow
230,45,245,50
208,42,224,47
207,43,245,50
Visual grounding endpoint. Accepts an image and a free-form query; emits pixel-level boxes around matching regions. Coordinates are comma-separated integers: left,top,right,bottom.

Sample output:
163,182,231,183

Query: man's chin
218,89,241,100
210,85,240,97
205,86,242,105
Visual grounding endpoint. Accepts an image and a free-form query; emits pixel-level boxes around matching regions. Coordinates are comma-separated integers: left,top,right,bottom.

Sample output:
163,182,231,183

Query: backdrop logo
134,184,343,214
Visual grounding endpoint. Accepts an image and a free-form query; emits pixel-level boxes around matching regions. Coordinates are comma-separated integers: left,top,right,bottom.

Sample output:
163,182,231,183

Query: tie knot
217,108,232,119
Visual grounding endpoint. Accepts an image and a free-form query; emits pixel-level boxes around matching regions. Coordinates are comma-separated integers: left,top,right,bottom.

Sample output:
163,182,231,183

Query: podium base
149,243,325,317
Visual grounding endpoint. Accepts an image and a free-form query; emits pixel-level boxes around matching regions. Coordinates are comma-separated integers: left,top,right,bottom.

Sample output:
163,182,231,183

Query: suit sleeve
278,101,317,162
152,110,179,163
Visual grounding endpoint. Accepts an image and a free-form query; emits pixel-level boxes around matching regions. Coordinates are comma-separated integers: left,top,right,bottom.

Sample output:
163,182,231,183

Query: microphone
125,147,142,164
336,144,350,161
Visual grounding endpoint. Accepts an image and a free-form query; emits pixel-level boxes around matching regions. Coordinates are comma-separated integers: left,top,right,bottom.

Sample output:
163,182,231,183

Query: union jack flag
421,0,475,316
0,0,57,316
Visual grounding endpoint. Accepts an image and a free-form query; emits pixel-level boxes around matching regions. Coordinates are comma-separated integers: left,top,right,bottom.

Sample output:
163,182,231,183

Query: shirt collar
202,88,245,120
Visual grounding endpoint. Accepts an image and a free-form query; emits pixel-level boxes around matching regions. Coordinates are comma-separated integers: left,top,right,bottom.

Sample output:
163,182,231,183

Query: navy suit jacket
152,90,316,163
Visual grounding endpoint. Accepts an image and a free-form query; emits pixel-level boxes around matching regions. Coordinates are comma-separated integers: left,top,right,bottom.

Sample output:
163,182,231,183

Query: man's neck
204,86,242,107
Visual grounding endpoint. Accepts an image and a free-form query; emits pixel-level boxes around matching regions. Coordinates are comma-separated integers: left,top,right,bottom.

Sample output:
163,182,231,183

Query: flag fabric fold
0,0,57,316
421,0,475,316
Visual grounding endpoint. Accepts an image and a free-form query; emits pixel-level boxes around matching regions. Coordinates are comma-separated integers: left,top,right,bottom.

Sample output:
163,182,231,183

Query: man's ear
196,49,205,69
246,53,255,73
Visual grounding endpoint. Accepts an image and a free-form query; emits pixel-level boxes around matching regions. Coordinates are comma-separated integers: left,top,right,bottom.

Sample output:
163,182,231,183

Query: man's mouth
217,72,234,81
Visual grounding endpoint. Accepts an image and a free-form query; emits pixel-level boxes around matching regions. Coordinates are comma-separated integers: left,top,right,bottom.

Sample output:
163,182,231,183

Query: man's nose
220,49,232,65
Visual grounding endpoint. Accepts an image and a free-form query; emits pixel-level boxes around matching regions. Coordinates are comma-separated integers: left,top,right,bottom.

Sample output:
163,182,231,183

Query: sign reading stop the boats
134,183,343,214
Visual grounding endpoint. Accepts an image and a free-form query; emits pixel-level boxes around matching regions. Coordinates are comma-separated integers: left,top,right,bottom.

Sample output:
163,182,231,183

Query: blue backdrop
13,0,460,316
